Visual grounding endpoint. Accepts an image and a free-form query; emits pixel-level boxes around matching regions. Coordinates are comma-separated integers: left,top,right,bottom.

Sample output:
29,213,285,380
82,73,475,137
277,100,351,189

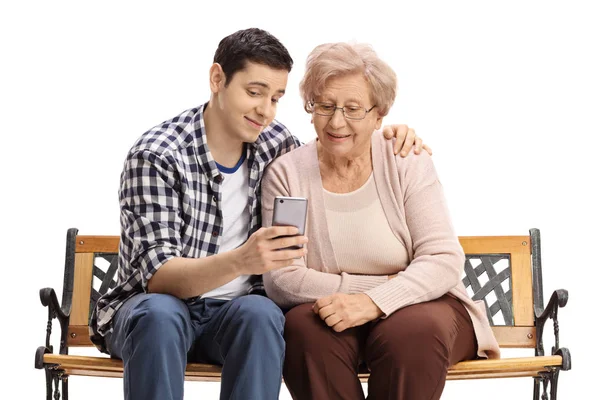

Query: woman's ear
209,63,225,93
375,114,383,130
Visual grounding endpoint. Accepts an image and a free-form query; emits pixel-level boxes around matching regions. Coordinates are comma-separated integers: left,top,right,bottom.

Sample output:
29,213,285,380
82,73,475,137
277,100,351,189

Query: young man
89,28,428,400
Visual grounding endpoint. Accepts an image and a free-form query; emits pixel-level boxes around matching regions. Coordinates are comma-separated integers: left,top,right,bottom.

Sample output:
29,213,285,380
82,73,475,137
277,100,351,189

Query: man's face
214,62,289,143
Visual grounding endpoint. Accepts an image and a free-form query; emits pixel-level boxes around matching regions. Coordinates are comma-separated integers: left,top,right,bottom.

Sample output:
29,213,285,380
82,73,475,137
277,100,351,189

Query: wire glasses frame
309,101,377,120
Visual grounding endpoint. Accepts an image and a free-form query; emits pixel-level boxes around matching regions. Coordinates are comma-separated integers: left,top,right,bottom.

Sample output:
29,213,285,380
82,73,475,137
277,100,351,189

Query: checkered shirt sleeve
119,149,183,289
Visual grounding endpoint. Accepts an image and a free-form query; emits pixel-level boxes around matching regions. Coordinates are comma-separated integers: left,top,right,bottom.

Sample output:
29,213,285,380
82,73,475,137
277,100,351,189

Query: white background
1,0,598,398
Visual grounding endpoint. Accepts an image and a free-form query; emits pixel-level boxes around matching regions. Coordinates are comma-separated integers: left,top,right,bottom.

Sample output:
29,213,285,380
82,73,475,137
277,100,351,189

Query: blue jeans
106,293,285,400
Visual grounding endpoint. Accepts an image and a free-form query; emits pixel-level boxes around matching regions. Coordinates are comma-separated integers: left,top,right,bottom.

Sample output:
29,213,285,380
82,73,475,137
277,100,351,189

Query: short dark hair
213,28,293,85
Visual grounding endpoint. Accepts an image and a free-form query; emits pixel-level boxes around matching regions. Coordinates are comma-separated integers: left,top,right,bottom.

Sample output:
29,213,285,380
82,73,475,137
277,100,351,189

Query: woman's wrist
358,293,384,319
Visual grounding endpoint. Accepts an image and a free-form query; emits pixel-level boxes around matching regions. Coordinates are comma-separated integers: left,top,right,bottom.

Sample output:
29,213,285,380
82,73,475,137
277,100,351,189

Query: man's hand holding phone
233,226,308,275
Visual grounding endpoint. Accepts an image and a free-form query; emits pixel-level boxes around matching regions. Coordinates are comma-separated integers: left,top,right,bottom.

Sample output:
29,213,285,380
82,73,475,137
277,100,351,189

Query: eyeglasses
310,102,377,120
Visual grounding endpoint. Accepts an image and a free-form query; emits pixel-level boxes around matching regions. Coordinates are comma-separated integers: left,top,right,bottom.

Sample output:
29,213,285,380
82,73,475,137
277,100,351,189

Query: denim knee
125,293,193,349
230,295,285,334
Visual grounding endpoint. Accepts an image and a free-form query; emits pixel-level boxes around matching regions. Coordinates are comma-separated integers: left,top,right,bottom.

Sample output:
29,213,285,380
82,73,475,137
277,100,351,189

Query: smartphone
272,196,308,249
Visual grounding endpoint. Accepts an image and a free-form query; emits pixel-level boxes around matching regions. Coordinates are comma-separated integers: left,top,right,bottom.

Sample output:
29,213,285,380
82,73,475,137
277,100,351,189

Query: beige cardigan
261,133,501,359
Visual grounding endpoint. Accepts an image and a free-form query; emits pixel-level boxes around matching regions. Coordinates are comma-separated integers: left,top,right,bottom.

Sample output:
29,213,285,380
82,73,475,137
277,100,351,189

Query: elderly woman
261,42,501,400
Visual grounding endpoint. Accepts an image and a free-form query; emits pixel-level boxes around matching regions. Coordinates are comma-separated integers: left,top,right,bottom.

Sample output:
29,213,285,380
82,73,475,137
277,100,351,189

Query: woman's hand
381,124,433,157
313,293,384,332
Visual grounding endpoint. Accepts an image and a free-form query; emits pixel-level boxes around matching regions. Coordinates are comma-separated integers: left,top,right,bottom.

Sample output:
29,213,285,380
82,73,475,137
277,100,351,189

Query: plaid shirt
89,103,301,352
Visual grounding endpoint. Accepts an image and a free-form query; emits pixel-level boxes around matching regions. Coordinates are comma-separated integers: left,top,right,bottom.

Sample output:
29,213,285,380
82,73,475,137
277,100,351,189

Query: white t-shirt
201,154,252,300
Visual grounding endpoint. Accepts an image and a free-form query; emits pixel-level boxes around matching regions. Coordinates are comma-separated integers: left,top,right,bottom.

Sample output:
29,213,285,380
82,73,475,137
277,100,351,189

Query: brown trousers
283,294,477,400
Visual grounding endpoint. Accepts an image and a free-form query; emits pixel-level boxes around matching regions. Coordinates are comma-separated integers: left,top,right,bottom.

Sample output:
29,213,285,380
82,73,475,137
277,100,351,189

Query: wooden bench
35,228,571,399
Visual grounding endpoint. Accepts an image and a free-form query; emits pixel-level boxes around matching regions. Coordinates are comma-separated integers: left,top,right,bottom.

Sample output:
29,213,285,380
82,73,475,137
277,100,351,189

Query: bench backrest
62,229,544,350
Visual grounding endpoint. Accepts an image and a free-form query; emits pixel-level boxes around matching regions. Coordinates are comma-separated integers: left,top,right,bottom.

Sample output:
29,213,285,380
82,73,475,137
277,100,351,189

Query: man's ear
209,63,226,93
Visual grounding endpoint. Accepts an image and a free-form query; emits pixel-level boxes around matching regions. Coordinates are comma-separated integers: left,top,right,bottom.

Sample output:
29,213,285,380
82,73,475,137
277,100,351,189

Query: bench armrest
534,289,571,370
40,287,70,320
39,287,71,356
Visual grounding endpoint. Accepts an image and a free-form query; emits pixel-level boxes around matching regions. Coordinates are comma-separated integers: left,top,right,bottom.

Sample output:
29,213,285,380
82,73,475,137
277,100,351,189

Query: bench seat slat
55,368,549,383
44,354,563,382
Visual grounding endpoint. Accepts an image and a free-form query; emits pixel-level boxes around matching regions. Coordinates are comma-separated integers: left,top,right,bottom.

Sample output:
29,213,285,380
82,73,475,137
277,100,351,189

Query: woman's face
312,73,382,160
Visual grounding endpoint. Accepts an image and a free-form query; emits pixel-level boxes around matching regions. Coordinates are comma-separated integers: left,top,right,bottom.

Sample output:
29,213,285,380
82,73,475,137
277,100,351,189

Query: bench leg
533,377,540,400
549,370,560,400
535,370,560,400
48,370,68,400
61,376,69,400
53,372,60,400
44,369,53,400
